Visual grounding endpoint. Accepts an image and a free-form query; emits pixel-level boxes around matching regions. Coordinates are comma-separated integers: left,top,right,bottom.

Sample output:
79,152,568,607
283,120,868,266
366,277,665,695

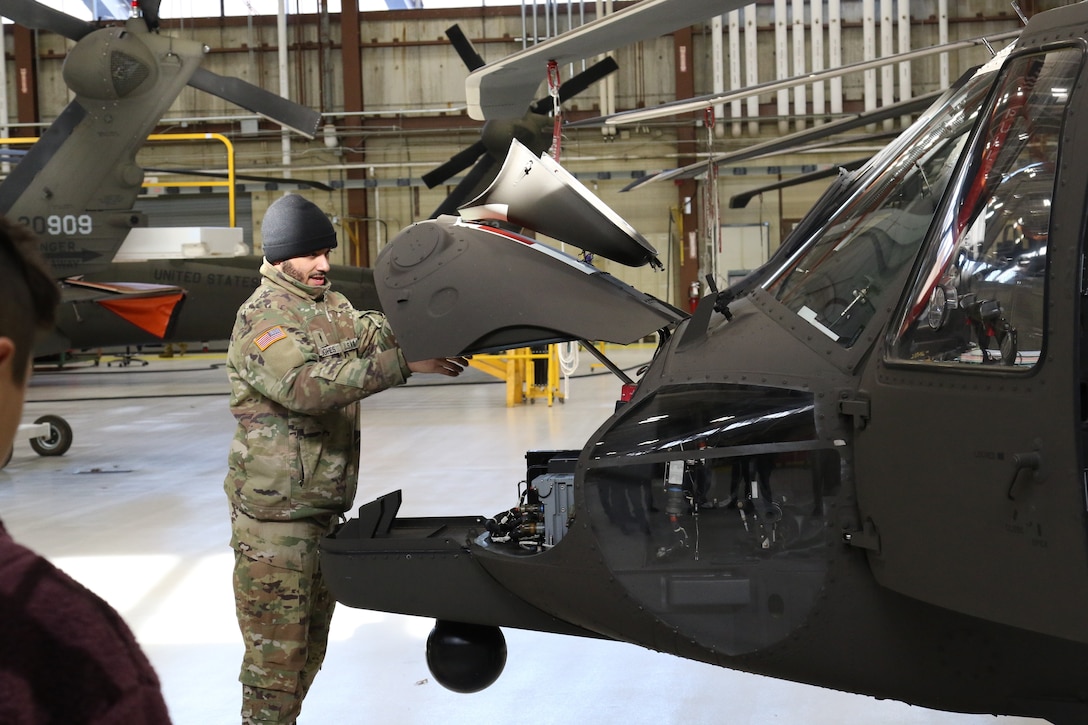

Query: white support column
791,0,806,130
278,0,291,166
939,0,949,88
596,0,616,138
775,0,790,134
728,10,742,137
713,14,725,137
898,0,912,126
863,0,876,114
880,0,895,130
811,0,825,123
744,3,759,136
829,0,842,115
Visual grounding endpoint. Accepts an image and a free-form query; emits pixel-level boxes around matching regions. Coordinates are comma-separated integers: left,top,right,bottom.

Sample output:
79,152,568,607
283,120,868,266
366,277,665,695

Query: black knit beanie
261,194,338,263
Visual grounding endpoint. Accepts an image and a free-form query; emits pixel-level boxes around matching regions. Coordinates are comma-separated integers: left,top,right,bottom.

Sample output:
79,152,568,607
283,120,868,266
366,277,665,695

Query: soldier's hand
407,356,469,377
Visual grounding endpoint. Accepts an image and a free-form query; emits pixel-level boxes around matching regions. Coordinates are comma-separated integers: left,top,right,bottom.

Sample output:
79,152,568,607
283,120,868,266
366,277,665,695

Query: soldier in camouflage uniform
225,194,466,724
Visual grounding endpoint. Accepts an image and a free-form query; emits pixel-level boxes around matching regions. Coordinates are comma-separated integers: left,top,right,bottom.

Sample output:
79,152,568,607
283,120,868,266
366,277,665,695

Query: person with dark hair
225,194,467,724
0,216,172,723
0,218,58,450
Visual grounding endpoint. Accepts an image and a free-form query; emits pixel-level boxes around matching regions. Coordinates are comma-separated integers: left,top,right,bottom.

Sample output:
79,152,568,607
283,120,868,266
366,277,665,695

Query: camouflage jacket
224,261,411,521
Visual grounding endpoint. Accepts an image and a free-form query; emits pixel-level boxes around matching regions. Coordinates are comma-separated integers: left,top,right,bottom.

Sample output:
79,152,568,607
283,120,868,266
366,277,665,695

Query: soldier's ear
0,337,23,400
0,337,15,374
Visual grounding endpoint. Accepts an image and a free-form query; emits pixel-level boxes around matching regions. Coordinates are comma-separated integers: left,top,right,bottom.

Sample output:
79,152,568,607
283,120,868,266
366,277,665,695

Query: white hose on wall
559,341,580,400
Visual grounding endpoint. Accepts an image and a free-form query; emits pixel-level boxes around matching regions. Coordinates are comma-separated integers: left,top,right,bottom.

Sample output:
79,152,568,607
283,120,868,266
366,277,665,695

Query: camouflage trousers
231,509,338,724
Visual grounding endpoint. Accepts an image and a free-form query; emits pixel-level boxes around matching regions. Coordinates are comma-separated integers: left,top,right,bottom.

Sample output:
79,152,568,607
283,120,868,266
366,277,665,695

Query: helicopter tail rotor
423,24,618,217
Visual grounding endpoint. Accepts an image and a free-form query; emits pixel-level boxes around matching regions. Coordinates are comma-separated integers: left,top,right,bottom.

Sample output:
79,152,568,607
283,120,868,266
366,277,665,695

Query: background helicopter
319,2,1088,724
0,0,379,361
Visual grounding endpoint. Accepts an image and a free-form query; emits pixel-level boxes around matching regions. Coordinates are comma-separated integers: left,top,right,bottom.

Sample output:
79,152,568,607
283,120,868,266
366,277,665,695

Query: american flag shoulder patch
254,326,288,351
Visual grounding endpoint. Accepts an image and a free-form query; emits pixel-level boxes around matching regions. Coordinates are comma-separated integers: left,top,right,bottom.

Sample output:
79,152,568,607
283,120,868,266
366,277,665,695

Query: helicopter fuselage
322,4,1088,723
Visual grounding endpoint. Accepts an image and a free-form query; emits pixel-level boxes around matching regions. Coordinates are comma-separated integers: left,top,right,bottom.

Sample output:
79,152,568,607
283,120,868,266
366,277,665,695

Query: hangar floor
6,345,1046,725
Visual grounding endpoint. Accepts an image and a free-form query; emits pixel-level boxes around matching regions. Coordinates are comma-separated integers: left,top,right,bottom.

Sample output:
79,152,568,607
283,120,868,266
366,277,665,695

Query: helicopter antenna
1011,1,1029,26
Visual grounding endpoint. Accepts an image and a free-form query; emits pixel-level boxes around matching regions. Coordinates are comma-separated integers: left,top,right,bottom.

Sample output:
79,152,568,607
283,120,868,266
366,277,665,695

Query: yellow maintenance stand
469,346,565,407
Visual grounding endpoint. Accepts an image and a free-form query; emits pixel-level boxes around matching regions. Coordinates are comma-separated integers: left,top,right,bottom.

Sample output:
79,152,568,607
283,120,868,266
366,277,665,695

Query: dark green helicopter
0,0,380,359
320,3,1088,723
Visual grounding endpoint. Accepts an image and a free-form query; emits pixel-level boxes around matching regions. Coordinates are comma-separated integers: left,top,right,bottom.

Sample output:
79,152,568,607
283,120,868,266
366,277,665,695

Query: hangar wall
2,1,1044,307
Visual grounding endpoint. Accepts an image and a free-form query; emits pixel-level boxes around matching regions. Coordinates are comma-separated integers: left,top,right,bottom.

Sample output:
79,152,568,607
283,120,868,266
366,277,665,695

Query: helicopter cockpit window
891,48,1079,368
763,67,996,348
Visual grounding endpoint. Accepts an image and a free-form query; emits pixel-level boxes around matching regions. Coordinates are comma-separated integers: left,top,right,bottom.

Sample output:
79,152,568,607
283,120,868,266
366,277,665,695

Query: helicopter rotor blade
446,24,487,71
557,55,617,102
422,140,488,189
557,56,619,104
466,0,749,120
2,0,95,40
137,0,161,30
187,68,321,139
570,28,1020,128
623,88,944,191
729,158,870,209
3,1,319,138
528,56,620,114
430,154,498,219
144,167,334,192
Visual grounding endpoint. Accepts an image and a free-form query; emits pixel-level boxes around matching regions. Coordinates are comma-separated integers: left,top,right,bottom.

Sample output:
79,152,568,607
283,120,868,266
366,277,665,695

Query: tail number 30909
18,214,93,237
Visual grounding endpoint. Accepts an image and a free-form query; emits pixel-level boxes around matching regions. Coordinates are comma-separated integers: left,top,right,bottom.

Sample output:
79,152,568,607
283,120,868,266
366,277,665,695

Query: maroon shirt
0,521,171,724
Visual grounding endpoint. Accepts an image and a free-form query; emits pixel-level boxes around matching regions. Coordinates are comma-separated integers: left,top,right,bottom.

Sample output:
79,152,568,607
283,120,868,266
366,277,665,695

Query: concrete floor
5,346,1047,725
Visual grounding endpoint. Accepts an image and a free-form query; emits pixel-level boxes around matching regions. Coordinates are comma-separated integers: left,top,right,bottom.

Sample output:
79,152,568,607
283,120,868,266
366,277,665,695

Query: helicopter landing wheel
28,415,73,457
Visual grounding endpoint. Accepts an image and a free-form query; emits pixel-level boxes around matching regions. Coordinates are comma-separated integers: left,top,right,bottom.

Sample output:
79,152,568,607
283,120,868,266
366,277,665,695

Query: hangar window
34,1,526,21
891,47,1080,369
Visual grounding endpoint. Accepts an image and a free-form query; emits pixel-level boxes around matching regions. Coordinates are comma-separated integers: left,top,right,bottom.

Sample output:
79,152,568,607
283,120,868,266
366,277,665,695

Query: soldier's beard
281,260,325,286
281,260,304,283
